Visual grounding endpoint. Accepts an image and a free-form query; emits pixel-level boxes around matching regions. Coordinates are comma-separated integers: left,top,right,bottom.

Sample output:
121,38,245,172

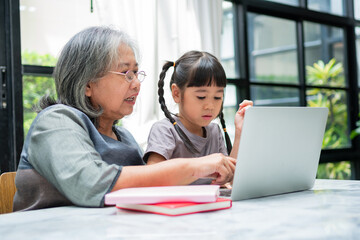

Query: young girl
144,50,252,184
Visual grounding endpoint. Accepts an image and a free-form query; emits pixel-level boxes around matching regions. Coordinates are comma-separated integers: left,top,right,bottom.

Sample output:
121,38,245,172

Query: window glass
355,0,360,20
224,84,237,107
304,22,345,87
223,84,238,142
308,0,344,16
251,86,300,106
21,50,57,66
306,88,350,149
22,43,58,137
221,1,238,78
23,75,56,137
247,13,298,84
20,0,100,66
263,0,299,6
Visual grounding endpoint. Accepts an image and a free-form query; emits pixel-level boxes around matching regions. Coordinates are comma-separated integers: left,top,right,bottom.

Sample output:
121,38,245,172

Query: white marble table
0,179,359,240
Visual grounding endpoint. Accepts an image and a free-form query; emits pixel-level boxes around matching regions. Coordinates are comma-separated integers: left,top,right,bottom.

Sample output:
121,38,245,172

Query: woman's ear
171,83,181,103
85,83,92,97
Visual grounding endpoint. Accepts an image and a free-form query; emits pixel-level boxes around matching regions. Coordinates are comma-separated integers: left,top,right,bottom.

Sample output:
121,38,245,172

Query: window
356,0,360,20
20,0,101,136
0,0,22,172
264,0,299,6
20,0,99,62
221,1,238,79
223,84,238,142
221,0,360,180
308,0,344,16
248,14,298,85
22,75,56,137
303,22,350,149
247,13,300,106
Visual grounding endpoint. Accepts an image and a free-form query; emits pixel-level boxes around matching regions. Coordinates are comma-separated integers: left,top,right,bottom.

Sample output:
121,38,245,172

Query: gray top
13,104,144,211
144,116,227,161
144,116,227,186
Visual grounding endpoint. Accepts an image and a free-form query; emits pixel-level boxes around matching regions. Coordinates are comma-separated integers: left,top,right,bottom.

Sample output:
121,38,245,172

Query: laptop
223,107,328,201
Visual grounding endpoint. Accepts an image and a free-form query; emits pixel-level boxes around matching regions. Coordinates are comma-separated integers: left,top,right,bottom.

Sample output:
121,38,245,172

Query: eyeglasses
108,70,146,83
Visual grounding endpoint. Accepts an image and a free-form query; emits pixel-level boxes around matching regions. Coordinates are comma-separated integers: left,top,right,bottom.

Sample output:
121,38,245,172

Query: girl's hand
221,182,232,189
235,100,253,132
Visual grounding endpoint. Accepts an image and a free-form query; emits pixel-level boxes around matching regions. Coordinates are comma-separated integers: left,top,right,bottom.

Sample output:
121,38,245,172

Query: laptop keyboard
219,188,232,197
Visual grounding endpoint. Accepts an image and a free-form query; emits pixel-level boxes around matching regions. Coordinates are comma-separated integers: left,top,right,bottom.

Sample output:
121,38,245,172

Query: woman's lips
124,95,136,105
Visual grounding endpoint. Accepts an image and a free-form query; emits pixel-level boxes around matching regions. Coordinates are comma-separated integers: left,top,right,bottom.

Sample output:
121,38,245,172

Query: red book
116,198,232,216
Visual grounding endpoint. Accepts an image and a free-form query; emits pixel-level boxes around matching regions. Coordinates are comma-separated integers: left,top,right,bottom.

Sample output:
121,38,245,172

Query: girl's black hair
158,51,232,154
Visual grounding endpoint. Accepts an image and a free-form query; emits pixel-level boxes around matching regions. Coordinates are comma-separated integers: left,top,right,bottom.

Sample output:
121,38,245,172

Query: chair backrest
0,172,17,214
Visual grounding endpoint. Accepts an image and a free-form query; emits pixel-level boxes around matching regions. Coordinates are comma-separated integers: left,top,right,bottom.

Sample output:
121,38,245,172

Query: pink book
104,185,220,205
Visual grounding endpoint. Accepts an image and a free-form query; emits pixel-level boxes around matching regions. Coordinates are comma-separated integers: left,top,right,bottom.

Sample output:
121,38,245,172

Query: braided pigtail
219,110,232,155
158,61,199,154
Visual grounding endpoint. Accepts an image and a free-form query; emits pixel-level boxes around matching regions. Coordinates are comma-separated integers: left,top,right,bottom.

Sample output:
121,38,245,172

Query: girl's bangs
186,58,227,88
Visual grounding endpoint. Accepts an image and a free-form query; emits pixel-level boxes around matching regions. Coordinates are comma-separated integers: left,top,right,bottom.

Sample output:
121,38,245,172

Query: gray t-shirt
144,116,228,161
144,116,228,183
14,104,144,211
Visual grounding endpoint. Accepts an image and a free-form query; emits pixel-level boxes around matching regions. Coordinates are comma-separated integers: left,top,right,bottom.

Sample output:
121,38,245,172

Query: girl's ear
171,83,181,103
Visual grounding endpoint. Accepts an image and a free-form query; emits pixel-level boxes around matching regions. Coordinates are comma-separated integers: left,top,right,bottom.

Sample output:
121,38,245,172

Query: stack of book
104,185,232,216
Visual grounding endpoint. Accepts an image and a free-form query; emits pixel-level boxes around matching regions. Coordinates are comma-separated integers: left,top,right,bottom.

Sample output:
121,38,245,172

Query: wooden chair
0,172,17,214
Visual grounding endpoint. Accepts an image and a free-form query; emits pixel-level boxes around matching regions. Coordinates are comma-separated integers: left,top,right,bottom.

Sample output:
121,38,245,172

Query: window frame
0,0,22,173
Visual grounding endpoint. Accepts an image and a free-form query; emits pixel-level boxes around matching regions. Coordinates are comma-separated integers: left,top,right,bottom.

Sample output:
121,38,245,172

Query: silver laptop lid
231,107,328,201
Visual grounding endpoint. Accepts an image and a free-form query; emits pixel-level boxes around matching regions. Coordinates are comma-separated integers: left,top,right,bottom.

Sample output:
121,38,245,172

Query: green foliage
350,116,360,139
306,58,345,87
306,58,351,179
317,161,351,180
22,50,57,66
22,51,57,136
23,75,57,136
307,88,349,149
306,58,349,149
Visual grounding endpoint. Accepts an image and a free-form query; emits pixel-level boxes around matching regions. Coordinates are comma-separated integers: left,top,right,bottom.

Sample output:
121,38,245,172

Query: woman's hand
192,153,236,185
114,153,236,190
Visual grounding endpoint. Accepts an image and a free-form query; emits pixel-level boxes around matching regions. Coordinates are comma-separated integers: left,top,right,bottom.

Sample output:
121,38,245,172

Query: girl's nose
204,101,215,110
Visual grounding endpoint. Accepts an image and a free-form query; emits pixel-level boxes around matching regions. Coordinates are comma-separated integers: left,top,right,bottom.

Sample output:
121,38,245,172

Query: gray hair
39,26,138,120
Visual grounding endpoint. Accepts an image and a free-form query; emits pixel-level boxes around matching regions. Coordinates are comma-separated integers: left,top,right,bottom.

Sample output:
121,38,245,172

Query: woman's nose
130,77,141,90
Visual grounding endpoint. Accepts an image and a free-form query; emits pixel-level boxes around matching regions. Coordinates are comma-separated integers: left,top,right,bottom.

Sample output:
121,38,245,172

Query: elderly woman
13,26,236,211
